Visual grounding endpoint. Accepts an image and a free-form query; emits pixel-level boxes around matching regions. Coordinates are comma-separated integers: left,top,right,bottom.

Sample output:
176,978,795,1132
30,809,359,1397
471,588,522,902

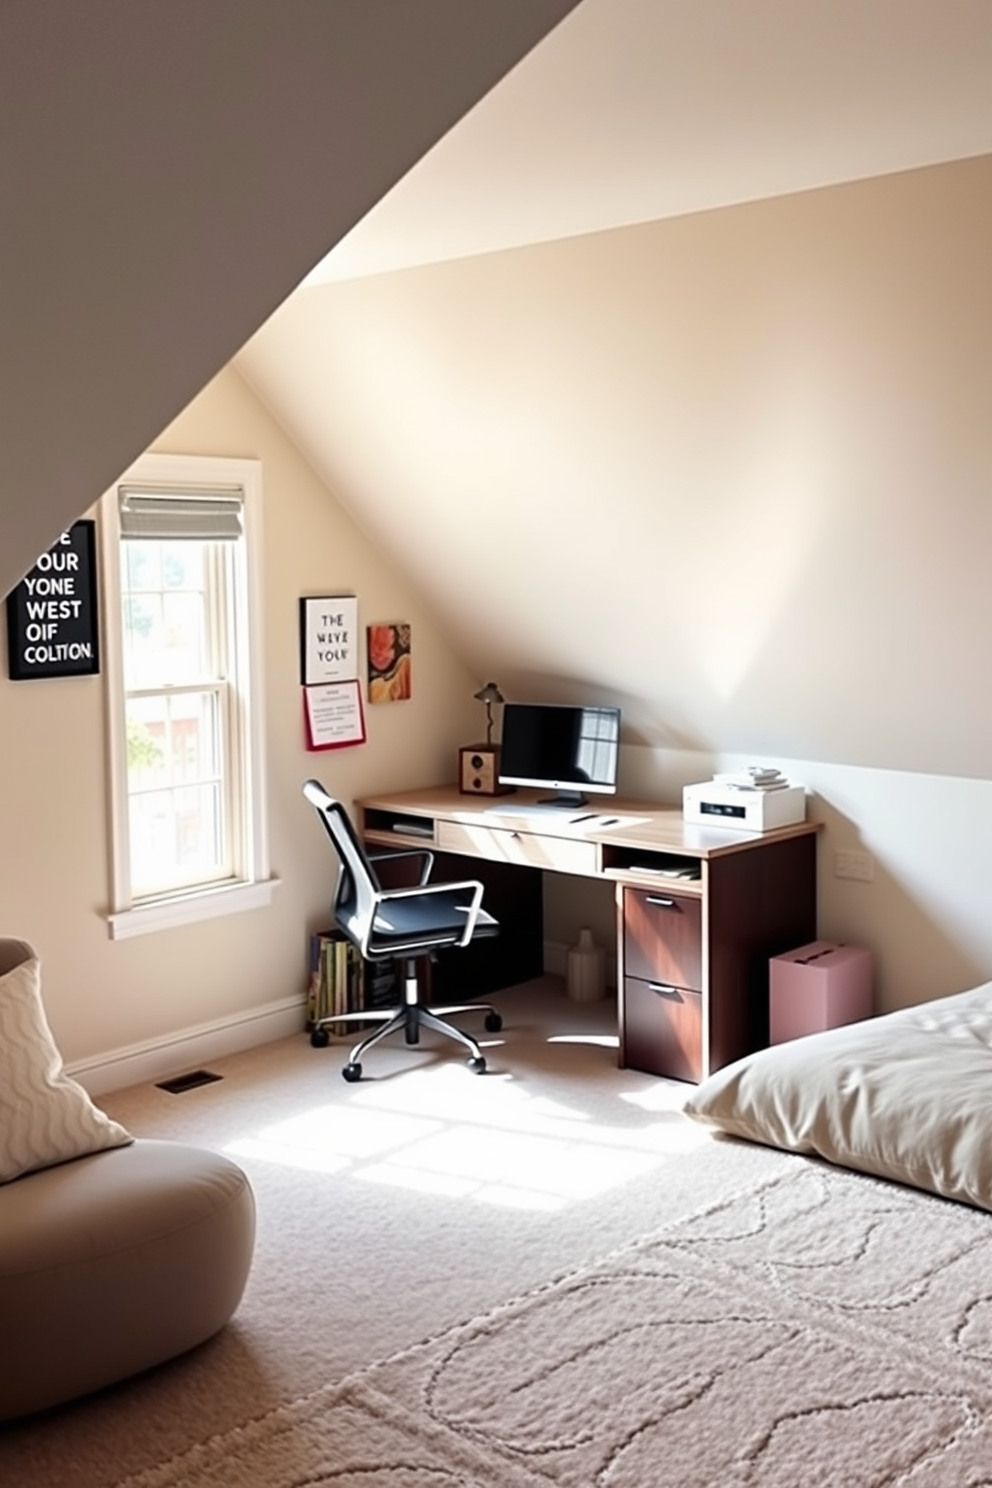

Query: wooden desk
358,786,820,1083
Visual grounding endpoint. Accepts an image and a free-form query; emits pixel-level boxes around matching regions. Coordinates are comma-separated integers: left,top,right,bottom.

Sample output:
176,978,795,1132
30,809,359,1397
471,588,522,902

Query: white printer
683,766,806,833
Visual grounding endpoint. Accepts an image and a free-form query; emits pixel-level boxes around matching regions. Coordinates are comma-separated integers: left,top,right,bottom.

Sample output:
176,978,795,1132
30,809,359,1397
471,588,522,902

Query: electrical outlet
834,849,874,882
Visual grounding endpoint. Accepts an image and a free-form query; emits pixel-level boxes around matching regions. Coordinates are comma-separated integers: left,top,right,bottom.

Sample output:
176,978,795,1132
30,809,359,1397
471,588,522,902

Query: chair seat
370,896,498,951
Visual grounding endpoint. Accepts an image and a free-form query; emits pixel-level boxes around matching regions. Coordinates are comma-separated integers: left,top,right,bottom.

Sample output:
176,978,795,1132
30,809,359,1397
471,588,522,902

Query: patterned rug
116,1157,992,1487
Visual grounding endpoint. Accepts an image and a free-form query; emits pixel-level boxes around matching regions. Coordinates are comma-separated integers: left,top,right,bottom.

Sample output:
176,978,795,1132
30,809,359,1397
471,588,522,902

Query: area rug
115,1156,992,1487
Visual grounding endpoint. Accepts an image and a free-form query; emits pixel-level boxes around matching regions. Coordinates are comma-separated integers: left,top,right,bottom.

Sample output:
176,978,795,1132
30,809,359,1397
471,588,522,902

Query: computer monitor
498,702,621,808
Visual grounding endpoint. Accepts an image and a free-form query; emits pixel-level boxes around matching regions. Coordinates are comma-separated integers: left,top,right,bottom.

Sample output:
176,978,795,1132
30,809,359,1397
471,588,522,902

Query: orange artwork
367,622,412,703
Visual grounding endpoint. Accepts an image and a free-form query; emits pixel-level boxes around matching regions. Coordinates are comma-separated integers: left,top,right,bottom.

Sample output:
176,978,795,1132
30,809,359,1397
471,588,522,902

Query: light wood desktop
358,785,820,1083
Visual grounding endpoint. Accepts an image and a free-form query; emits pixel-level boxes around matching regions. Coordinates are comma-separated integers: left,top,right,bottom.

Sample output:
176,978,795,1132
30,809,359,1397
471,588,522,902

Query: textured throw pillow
0,939,132,1183
683,980,992,1213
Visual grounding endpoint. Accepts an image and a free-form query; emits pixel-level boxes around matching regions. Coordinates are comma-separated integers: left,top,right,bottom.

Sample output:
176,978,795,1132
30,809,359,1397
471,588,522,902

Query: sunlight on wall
224,1042,708,1212
687,362,831,703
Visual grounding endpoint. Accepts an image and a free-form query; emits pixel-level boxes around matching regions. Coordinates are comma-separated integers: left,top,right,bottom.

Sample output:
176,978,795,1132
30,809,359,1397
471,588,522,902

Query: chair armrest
373,879,485,947
368,848,434,886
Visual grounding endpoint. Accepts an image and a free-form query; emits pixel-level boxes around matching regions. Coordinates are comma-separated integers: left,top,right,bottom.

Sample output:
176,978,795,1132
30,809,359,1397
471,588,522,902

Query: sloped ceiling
305,0,992,284
0,0,580,599
236,0,992,779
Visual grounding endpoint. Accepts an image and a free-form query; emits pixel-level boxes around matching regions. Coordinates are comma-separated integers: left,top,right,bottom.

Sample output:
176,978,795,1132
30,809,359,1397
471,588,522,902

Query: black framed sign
5,519,100,680
299,595,358,685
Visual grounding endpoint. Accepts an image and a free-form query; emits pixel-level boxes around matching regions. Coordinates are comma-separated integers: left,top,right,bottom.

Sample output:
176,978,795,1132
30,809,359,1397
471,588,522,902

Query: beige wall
238,155,992,1013
239,155,992,781
0,367,480,1073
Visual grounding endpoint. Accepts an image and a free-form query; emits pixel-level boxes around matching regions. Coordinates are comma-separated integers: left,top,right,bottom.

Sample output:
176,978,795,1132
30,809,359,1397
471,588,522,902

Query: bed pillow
0,940,132,1183
683,980,992,1212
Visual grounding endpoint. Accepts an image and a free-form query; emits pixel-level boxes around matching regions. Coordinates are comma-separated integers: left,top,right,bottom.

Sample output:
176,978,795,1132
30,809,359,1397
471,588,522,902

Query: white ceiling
304,0,992,285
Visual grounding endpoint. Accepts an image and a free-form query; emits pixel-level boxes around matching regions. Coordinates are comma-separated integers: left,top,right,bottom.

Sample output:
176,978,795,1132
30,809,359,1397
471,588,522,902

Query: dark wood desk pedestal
358,787,819,1083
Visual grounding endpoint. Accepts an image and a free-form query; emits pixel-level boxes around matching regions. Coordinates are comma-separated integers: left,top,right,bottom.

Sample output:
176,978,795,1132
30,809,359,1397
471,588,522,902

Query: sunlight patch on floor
621,1080,698,1113
357,1164,478,1200
225,1054,709,1211
226,1138,353,1175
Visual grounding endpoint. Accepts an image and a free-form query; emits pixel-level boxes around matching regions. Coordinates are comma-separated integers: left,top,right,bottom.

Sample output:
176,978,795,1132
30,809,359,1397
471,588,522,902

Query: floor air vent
155,1069,223,1095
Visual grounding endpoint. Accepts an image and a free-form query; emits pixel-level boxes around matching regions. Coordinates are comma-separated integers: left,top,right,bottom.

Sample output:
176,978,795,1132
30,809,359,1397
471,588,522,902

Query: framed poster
6,519,100,680
299,596,358,685
367,621,412,702
303,679,366,751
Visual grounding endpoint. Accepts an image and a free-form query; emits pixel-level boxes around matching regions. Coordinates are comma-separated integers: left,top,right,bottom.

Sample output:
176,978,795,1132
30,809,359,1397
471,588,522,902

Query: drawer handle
645,896,676,908
648,983,682,1000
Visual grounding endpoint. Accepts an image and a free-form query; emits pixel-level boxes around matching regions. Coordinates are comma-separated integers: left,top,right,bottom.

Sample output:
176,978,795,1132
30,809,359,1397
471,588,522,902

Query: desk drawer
623,977,702,1083
624,887,702,990
437,820,598,875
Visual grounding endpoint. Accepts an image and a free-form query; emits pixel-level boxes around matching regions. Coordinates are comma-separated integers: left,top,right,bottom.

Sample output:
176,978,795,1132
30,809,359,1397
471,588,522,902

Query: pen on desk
570,813,595,823
598,817,619,826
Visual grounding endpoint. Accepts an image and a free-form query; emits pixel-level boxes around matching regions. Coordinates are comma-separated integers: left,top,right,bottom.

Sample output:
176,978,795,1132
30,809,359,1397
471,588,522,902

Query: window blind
118,488,244,541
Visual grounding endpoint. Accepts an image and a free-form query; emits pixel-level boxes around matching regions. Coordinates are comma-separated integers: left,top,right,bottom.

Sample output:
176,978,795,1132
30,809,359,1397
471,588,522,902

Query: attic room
3,1,992,1482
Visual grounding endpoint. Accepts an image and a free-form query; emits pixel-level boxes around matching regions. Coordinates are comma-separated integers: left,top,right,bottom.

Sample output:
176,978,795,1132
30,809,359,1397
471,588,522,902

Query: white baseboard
65,995,307,1097
68,948,613,1097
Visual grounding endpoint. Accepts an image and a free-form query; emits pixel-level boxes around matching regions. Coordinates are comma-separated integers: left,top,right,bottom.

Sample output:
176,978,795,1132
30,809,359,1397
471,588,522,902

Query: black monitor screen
498,703,620,807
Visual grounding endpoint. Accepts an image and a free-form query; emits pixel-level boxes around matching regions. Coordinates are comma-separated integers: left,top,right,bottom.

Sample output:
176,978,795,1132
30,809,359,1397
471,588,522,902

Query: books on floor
307,931,382,1030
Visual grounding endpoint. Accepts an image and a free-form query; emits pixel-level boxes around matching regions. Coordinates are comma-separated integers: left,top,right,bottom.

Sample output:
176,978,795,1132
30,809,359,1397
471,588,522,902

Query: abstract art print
367,622,411,703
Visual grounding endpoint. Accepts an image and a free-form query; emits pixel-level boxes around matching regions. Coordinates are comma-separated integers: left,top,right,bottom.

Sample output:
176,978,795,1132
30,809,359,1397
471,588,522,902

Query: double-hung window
101,454,274,938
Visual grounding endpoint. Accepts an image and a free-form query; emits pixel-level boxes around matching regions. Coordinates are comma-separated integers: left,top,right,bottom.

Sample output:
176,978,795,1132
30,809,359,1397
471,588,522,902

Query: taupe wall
0,368,480,1073
0,0,579,599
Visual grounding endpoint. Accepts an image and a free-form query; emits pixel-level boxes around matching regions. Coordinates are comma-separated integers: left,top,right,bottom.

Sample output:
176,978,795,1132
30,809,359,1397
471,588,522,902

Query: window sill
107,877,280,940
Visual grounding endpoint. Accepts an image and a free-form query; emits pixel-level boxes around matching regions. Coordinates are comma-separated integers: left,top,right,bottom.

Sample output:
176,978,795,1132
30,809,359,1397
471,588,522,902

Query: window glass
101,455,272,938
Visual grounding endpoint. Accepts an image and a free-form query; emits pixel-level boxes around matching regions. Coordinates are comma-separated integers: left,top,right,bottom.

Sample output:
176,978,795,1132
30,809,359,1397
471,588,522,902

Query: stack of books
307,931,399,1032
712,766,791,792
306,930,365,1030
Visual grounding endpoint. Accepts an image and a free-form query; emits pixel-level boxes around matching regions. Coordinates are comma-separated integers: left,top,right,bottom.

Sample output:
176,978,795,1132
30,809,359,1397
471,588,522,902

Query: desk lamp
459,682,513,795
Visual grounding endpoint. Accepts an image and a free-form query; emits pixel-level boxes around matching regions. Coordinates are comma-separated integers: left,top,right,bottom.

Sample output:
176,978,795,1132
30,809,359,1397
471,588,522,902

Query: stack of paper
711,766,791,792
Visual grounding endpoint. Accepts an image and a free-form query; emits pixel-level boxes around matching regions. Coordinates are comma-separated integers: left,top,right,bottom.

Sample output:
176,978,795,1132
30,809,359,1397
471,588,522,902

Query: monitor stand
536,791,588,810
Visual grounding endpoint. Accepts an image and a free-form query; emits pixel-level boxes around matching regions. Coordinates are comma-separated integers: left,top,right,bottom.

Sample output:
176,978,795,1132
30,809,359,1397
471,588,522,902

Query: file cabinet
623,889,703,1082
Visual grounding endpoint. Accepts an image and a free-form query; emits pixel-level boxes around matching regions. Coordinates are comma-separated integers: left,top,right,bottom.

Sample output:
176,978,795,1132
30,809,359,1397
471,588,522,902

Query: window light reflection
224,1048,709,1210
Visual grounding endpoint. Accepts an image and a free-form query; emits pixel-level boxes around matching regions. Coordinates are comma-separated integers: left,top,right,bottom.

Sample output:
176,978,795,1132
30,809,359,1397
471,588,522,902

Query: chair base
311,955,502,1080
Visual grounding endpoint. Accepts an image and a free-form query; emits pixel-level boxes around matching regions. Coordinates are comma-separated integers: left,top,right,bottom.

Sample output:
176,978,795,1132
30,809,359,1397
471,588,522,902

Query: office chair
302,779,503,1081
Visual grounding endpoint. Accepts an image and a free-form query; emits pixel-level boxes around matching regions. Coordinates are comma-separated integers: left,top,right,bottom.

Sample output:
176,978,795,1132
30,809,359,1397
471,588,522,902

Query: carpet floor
4,976,966,1487
113,1159,992,1488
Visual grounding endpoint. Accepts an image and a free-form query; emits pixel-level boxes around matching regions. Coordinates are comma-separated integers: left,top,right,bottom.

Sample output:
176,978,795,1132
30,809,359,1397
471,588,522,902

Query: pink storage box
769,940,873,1044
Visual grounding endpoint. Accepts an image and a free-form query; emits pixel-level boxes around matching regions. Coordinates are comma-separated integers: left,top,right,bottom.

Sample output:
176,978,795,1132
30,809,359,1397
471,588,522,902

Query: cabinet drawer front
624,887,702,990
437,820,598,875
622,977,702,1083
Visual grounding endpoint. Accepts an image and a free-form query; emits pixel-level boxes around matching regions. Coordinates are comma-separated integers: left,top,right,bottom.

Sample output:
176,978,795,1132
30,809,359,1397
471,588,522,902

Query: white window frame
100,453,276,939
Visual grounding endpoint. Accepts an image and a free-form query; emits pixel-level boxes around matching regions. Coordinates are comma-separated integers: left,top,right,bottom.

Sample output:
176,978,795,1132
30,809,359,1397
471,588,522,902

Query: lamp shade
473,682,504,705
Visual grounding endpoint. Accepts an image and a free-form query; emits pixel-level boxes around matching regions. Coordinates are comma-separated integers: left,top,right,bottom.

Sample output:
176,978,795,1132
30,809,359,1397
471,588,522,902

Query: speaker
458,745,514,796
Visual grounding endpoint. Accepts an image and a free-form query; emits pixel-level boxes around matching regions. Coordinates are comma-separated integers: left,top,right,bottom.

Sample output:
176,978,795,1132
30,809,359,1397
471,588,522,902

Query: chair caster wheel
484,1012,502,1033
342,1062,363,1082
310,1027,330,1048
467,1055,486,1074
